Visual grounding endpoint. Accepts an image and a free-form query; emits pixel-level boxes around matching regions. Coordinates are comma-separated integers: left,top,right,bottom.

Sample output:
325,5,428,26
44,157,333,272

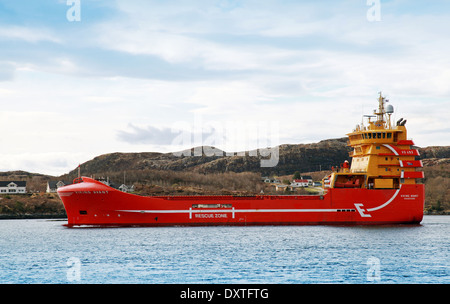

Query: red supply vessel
58,94,424,226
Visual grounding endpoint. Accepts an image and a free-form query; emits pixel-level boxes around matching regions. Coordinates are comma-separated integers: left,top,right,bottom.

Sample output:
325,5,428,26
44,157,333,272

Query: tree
293,171,301,179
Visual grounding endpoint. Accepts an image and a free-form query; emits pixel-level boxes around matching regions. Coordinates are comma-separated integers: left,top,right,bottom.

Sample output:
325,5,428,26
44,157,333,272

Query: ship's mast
375,92,385,123
372,92,394,129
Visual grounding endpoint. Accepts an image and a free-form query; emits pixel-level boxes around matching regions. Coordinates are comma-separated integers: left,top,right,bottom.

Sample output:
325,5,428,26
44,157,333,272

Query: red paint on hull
58,177,424,227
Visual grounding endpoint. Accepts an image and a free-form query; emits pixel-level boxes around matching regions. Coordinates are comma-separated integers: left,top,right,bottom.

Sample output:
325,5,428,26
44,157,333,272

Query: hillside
1,138,449,216
63,138,352,179
62,139,450,180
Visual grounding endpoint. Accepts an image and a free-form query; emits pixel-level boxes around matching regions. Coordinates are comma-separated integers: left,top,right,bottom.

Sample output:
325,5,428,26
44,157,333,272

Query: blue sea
0,216,448,284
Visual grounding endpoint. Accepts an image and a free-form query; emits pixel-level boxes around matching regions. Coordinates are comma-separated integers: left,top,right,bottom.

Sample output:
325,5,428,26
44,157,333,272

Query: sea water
0,216,448,284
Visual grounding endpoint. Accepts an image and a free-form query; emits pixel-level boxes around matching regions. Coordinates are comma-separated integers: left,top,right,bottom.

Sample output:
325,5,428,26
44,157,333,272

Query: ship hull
58,177,424,227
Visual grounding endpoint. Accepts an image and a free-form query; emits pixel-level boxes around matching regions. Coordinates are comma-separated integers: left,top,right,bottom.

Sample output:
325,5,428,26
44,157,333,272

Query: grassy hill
61,138,351,179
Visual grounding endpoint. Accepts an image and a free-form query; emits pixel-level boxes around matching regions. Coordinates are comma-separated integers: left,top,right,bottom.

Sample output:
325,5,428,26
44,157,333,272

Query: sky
0,0,449,176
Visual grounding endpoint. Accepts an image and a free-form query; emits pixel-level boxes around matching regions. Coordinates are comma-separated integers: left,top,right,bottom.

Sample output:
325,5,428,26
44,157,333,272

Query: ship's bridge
324,93,423,190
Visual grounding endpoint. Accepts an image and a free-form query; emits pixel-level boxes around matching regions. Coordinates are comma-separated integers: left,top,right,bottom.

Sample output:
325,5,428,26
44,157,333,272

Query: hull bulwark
58,177,424,226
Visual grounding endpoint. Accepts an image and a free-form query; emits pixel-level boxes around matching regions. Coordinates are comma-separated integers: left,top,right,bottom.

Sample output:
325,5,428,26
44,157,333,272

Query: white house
47,181,71,193
301,176,313,186
290,179,309,188
0,181,27,194
119,184,135,193
275,184,289,191
262,177,281,184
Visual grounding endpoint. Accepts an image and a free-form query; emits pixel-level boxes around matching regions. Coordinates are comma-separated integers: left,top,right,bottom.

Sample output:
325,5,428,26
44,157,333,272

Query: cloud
1,0,449,176
116,124,180,145
116,122,234,151
0,26,60,43
0,152,86,177
86,0,450,99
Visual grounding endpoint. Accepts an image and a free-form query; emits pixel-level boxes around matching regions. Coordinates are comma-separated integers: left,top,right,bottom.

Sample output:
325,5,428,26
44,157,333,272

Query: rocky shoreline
0,213,67,220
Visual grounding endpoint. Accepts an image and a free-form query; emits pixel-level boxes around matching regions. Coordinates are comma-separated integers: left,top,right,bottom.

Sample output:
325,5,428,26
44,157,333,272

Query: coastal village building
119,184,135,193
96,177,134,193
300,176,314,186
47,178,134,193
275,184,289,191
290,176,313,187
262,177,281,184
290,179,309,188
0,181,27,194
46,181,72,193
266,174,317,192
